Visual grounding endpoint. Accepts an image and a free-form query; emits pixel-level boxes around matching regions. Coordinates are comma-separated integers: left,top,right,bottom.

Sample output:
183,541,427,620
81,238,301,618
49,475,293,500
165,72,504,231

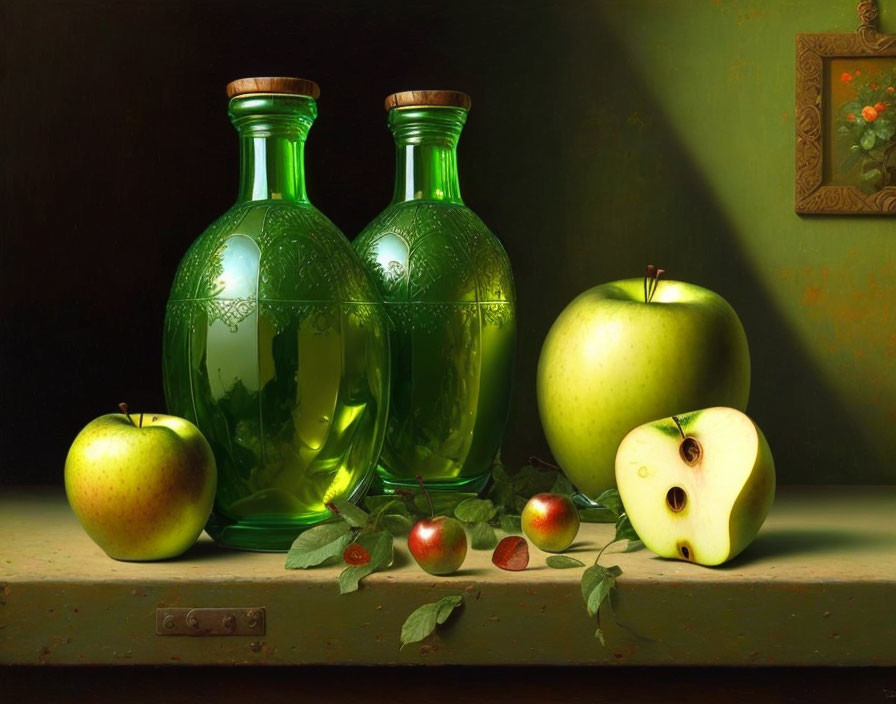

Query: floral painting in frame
795,0,896,213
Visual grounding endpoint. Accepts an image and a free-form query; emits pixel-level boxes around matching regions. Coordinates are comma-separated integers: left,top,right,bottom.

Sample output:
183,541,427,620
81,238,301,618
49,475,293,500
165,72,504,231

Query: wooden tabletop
1,486,894,666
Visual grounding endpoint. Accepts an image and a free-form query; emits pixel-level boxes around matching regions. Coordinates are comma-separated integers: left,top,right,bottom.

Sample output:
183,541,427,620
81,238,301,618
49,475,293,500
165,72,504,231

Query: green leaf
623,539,645,553
546,555,585,569
486,463,516,513
581,564,622,619
840,100,862,117
873,120,895,141
368,499,406,531
363,530,394,569
338,564,371,594
435,595,462,624
454,498,497,523
331,500,370,528
861,167,882,184
511,464,558,498
470,521,499,550
491,456,512,485
500,514,522,533
364,495,409,515
285,521,352,569
413,492,477,517
614,514,640,543
550,473,575,497
578,507,617,523
400,595,464,650
593,489,623,517
338,530,393,594
383,514,413,536
858,84,874,105
861,128,877,151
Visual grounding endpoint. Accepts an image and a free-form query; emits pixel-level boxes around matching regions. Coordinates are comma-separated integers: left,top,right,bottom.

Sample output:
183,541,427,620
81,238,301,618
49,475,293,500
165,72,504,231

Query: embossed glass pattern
163,92,389,551
354,103,516,493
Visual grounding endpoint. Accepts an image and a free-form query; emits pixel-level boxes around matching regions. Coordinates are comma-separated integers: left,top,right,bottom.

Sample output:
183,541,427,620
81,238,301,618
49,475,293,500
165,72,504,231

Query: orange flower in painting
847,113,857,122
862,105,879,122
855,70,862,77
874,102,886,113
888,86,895,94
840,72,854,83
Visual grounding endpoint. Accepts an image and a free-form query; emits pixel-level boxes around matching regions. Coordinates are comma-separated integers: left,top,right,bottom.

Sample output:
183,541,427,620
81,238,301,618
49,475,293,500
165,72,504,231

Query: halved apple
615,406,775,566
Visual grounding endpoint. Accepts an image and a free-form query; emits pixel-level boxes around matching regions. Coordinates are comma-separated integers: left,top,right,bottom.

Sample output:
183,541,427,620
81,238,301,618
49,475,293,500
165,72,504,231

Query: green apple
536,269,750,498
64,405,217,561
615,406,775,566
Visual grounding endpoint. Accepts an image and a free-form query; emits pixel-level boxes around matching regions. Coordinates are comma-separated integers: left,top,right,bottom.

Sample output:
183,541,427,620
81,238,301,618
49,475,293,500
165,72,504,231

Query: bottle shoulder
353,201,515,306
169,201,379,305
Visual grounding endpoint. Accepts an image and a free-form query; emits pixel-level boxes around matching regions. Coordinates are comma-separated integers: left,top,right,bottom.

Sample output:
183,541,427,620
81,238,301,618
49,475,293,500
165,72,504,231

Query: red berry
343,542,370,566
492,536,529,571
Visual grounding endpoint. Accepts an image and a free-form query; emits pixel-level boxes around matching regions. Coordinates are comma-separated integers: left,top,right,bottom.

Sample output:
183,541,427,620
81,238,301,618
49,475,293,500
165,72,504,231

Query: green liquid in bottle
355,96,516,493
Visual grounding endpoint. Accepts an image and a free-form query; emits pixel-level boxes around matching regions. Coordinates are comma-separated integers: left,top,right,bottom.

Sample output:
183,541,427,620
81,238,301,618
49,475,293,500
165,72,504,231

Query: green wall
490,0,895,483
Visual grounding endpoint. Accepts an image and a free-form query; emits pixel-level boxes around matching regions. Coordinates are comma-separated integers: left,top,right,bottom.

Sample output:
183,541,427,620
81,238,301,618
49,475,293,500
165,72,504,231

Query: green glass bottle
354,90,516,494
163,77,390,551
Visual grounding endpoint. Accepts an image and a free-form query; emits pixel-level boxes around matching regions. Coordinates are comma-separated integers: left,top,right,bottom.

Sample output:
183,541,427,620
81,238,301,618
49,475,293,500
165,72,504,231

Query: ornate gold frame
795,0,896,214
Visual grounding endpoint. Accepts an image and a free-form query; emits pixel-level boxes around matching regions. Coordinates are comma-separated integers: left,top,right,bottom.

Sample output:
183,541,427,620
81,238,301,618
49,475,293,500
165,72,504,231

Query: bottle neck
230,94,316,203
389,106,467,205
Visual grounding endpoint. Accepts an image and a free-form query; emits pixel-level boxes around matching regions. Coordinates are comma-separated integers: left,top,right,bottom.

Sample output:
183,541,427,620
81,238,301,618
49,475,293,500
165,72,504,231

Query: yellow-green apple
537,268,750,499
64,404,217,561
615,406,775,566
521,493,580,552
407,475,468,575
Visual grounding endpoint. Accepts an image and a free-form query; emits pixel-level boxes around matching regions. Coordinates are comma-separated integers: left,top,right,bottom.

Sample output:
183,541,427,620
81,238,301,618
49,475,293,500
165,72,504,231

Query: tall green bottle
354,90,516,493
163,78,390,551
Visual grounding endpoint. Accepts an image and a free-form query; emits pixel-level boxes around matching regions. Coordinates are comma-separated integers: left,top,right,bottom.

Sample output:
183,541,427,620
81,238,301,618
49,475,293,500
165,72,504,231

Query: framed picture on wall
795,0,896,214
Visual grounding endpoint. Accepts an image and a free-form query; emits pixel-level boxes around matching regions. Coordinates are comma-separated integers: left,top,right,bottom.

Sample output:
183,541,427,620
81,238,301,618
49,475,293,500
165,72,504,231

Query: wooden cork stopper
226,77,320,100
384,90,471,112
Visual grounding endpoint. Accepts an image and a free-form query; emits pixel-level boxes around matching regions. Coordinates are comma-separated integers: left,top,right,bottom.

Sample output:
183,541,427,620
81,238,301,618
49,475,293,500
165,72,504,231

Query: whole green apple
615,406,775,566
64,405,217,561
537,269,750,499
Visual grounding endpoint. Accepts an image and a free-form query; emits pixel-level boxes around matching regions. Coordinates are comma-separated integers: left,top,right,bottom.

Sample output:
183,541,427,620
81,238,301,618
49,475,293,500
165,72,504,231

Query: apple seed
666,486,687,513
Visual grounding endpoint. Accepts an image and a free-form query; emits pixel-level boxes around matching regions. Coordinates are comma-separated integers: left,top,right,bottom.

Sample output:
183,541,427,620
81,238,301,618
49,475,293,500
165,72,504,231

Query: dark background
1,0,893,486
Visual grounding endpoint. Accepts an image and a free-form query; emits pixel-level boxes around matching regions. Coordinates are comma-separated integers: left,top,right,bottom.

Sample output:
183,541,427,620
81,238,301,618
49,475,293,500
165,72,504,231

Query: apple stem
643,265,666,303
139,413,144,428
528,455,561,472
643,265,655,303
118,402,136,427
671,416,685,439
415,474,434,518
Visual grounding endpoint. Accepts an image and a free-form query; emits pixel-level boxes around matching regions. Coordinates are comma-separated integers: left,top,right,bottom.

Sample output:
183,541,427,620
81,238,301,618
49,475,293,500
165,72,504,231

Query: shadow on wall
477,5,873,483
